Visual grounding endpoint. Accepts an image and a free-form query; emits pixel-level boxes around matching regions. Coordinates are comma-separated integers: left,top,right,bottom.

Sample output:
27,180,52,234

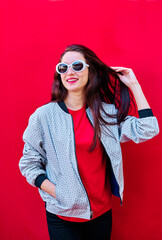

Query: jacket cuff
138,108,154,118
35,174,47,188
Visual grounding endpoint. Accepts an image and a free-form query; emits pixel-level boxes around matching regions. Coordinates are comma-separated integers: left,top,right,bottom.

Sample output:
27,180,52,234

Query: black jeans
46,209,112,240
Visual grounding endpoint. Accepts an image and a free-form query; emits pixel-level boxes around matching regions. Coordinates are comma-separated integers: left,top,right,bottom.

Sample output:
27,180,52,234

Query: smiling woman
57,51,90,110
19,44,159,240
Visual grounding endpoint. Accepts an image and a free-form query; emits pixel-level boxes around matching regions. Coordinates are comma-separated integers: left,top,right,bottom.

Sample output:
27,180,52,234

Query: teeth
68,79,78,82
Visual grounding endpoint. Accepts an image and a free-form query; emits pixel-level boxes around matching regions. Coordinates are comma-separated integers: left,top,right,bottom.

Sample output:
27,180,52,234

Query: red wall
0,0,161,239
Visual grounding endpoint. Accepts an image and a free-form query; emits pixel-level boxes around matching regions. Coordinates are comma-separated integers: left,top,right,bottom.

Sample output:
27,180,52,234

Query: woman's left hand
111,67,140,89
111,66,151,110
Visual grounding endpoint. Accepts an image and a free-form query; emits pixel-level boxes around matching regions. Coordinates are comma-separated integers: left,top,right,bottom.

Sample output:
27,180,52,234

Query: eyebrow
61,60,84,64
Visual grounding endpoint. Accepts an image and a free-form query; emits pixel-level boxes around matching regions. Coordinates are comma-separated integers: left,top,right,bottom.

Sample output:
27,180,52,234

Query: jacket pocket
54,173,85,210
54,175,73,208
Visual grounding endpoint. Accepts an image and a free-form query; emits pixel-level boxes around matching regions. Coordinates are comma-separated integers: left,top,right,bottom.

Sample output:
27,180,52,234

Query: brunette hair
51,44,135,151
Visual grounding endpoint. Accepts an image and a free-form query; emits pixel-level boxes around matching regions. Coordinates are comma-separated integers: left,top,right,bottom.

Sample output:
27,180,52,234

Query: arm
19,110,56,199
110,67,159,143
130,83,150,110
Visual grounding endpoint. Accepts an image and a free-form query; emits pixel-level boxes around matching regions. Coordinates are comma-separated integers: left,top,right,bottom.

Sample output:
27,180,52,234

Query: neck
64,92,86,110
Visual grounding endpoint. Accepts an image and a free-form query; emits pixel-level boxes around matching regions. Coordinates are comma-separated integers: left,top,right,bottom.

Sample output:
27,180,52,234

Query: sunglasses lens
72,61,84,71
58,63,68,73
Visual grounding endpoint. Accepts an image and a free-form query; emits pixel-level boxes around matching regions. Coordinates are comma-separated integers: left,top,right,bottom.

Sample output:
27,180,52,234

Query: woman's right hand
40,179,56,198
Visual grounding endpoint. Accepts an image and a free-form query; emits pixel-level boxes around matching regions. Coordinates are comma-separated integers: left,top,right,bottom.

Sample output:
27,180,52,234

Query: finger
111,67,131,74
111,67,131,70
111,67,126,72
111,67,125,69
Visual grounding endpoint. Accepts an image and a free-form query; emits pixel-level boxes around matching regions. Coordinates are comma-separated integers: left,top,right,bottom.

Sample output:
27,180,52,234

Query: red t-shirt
57,105,112,222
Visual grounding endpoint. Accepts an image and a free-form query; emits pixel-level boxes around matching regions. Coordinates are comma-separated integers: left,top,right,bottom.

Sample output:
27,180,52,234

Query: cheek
60,75,66,84
79,69,88,79
83,71,89,83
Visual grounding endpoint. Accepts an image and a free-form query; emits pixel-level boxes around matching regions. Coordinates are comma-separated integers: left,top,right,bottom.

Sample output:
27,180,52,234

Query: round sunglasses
56,60,89,74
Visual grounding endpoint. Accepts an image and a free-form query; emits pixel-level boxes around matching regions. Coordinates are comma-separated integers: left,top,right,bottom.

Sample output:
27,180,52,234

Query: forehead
61,51,85,64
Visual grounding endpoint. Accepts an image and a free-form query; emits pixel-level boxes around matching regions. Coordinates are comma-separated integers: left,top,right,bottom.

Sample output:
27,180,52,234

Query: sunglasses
56,60,89,74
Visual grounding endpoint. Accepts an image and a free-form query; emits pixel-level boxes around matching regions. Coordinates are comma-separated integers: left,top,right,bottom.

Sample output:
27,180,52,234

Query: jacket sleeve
19,110,47,187
119,109,159,143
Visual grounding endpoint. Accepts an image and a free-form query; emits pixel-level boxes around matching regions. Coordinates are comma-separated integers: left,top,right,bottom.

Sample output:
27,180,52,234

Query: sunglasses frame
56,60,89,74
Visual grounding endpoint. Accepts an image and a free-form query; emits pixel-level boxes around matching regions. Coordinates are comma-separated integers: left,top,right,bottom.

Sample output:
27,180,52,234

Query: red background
0,0,162,239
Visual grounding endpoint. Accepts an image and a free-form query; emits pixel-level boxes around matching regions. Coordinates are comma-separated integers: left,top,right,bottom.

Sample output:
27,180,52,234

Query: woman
19,44,159,240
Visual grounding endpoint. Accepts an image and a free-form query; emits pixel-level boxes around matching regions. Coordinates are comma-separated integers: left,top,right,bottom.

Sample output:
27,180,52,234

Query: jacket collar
57,101,69,113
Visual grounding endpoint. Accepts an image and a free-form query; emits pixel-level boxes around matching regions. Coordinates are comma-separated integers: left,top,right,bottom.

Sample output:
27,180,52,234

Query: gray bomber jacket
19,101,159,220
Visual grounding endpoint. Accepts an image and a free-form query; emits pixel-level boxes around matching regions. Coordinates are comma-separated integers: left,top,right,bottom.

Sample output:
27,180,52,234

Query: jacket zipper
70,115,93,219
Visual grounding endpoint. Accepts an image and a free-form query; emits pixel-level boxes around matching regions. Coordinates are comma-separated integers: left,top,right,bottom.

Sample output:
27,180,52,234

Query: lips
66,78,78,83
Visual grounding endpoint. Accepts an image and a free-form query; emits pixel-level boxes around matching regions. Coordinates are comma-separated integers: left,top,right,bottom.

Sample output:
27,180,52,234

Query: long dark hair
51,44,135,151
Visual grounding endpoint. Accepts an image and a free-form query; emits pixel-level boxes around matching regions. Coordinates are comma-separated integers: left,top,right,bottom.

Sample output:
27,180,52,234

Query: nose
66,66,75,74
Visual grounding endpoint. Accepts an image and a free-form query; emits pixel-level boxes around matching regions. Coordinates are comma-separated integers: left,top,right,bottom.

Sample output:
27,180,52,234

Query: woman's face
60,51,89,94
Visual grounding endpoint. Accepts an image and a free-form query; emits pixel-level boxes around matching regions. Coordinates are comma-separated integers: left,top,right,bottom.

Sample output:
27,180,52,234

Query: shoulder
24,102,59,133
30,102,58,119
99,102,118,124
101,102,117,114
26,102,60,126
